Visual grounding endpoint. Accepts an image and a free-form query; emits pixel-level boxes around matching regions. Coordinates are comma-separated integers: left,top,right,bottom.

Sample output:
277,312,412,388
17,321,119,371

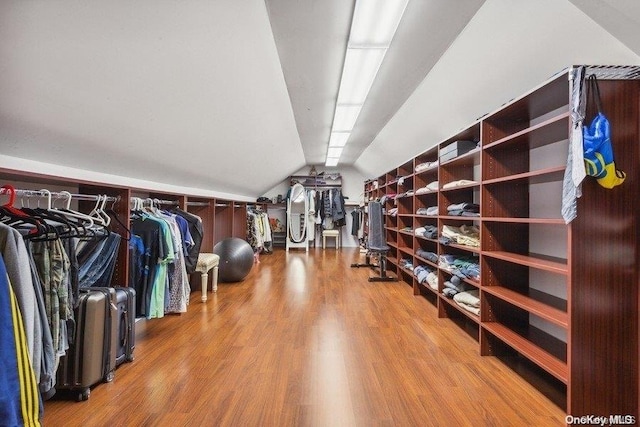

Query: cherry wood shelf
483,217,565,225
439,183,480,193
438,215,480,221
482,167,565,186
414,256,438,270
439,294,481,324
483,286,568,328
482,323,568,384
440,147,481,167
415,235,439,244
418,281,438,296
483,112,570,151
482,251,567,275
443,242,480,254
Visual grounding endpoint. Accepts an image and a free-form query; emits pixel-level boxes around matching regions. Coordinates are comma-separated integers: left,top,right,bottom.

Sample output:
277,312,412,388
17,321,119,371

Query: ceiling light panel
325,0,409,167
350,0,409,47
325,157,339,167
329,132,350,147
336,48,386,104
332,104,362,131
327,147,344,158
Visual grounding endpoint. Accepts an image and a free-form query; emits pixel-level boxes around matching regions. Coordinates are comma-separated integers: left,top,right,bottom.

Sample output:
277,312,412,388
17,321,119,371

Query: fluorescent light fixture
325,0,408,167
327,147,344,158
350,0,409,47
329,132,350,147
325,157,340,167
332,105,362,131
337,48,386,104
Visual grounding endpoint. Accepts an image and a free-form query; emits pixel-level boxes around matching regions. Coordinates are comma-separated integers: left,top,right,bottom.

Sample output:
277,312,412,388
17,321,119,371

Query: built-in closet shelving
364,66,640,418
0,169,255,294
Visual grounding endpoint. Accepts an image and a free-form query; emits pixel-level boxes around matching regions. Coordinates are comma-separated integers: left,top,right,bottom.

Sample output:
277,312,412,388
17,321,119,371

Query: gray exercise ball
213,237,254,282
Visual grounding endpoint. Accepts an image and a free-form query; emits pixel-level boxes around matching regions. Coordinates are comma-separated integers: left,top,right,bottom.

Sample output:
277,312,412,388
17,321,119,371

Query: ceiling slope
570,0,640,57
266,0,486,165
0,0,305,197
354,0,640,179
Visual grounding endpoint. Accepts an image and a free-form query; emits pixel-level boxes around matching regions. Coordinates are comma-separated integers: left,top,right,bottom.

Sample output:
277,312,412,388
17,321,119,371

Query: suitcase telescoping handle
120,309,128,348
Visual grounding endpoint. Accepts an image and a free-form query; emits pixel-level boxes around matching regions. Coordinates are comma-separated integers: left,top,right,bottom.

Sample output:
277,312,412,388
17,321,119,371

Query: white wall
355,0,640,178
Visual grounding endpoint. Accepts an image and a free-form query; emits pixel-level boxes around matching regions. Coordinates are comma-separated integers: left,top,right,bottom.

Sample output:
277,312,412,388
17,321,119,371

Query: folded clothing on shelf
453,289,480,316
441,224,480,247
415,161,438,173
447,202,480,217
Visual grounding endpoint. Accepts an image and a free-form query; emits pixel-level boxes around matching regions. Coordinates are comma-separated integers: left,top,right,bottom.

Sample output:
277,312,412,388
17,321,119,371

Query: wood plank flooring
43,248,566,426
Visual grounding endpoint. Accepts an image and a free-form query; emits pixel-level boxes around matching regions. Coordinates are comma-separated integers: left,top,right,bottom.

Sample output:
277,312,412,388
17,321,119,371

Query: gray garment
0,223,40,379
27,246,56,397
562,66,586,223
331,189,346,222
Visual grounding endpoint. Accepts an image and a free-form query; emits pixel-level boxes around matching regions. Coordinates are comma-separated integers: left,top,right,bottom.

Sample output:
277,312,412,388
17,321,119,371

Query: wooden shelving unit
363,65,640,418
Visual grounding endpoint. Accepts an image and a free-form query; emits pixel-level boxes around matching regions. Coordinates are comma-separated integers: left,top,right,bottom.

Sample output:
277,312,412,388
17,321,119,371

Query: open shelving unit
363,65,640,418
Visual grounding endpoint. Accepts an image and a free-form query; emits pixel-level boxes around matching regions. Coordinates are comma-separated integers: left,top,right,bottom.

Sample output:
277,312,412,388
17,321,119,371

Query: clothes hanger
0,185,50,237
105,196,131,241
53,190,96,228
88,195,108,226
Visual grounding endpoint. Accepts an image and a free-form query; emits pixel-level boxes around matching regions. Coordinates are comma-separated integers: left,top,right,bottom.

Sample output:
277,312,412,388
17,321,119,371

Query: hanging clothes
308,190,316,242
0,255,42,427
170,208,203,274
319,188,346,229
247,208,272,254
0,189,125,402
76,231,121,289
129,206,192,319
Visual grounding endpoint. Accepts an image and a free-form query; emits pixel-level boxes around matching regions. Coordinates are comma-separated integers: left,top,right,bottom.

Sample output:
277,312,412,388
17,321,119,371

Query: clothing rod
185,201,210,207
129,197,178,206
215,203,229,207
154,199,179,205
1,188,118,203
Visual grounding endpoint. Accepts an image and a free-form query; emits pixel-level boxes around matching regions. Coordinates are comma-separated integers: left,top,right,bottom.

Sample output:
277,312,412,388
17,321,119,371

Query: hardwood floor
43,248,566,426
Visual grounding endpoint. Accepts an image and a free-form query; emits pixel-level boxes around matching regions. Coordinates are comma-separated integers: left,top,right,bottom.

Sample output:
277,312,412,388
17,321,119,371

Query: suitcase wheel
77,388,90,402
126,354,135,362
106,370,115,383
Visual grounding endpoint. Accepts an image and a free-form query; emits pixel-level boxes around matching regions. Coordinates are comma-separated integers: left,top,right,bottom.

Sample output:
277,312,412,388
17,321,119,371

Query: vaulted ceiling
1,0,639,199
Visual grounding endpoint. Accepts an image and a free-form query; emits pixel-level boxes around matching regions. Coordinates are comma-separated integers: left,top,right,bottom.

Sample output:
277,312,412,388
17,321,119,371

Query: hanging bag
582,74,626,189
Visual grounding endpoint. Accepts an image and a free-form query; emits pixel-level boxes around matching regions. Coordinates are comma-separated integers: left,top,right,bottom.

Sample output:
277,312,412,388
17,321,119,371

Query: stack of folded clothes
441,275,474,298
453,290,480,316
416,206,438,216
414,225,438,239
414,181,439,194
438,254,480,281
426,271,438,290
380,194,397,204
415,161,438,173
440,224,480,247
400,258,413,271
413,265,433,285
416,249,438,263
442,179,477,189
446,202,480,217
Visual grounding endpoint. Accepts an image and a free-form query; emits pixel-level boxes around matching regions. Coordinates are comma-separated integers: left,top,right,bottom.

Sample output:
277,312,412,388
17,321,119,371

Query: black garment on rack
130,217,164,318
171,208,203,274
351,209,361,237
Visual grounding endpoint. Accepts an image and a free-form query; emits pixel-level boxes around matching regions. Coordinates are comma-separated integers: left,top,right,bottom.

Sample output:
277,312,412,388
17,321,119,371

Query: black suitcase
56,287,117,401
113,287,136,366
